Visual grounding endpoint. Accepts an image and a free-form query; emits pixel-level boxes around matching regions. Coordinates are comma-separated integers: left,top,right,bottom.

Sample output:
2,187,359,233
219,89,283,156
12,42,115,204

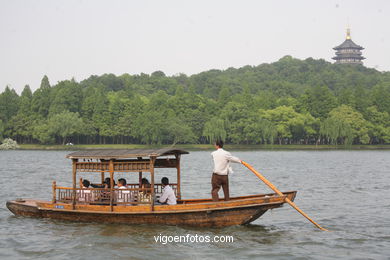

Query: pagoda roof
333,39,364,50
332,53,365,60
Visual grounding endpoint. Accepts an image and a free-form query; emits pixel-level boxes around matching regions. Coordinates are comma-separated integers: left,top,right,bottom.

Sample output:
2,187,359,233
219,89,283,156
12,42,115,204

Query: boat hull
7,192,296,227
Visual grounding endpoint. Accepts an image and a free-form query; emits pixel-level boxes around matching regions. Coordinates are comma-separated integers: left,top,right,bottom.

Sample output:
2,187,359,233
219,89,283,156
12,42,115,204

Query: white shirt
211,148,241,175
159,185,177,205
117,185,130,203
78,188,92,202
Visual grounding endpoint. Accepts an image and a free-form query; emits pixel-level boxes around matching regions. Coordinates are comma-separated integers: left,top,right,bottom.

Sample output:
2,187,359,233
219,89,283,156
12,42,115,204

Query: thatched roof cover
66,148,189,159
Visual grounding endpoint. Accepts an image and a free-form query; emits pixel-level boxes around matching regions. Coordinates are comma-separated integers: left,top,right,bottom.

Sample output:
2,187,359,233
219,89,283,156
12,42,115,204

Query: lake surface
1,150,389,259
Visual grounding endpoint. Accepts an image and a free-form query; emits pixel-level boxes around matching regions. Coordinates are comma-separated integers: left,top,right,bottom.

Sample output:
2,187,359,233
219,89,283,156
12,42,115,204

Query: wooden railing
56,187,151,205
126,183,177,195
53,183,178,206
89,183,177,195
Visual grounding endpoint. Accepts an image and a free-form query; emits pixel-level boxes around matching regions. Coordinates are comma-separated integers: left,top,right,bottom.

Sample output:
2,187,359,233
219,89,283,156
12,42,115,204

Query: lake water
1,150,389,259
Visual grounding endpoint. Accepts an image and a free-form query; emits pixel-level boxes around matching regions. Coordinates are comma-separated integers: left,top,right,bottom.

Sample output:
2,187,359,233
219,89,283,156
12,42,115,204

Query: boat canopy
65,148,189,203
66,148,189,160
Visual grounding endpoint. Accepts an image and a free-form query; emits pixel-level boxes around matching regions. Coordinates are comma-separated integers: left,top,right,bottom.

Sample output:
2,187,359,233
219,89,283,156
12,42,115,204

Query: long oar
241,161,328,231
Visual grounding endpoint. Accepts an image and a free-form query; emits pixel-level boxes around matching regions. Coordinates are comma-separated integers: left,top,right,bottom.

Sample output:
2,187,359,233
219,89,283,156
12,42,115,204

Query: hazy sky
1,0,389,94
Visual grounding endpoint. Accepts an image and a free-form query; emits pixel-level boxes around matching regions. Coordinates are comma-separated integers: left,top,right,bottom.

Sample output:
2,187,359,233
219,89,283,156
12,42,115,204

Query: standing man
211,140,242,201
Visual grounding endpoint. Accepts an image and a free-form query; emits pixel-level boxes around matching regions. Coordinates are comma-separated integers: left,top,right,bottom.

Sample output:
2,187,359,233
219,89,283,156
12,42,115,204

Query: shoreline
17,144,390,151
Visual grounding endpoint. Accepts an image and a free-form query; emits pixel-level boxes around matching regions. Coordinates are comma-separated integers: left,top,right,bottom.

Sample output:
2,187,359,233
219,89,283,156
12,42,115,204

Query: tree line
1,56,390,145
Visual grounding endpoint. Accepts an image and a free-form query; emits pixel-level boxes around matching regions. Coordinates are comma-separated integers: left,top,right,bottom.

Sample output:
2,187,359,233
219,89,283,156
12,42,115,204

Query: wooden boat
7,148,297,227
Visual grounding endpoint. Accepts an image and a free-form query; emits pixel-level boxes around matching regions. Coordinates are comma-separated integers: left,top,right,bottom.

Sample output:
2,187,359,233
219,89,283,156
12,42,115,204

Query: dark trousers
211,173,229,202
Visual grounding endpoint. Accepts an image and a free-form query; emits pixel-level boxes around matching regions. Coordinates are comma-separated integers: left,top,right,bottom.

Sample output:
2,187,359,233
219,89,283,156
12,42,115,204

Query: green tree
167,91,207,141
370,85,390,114
19,85,33,114
81,84,108,118
0,119,4,140
49,111,84,145
323,105,369,144
6,56,390,146
288,113,318,144
353,85,370,114
365,106,390,144
320,117,353,145
116,94,145,143
81,86,109,143
218,87,231,104
10,85,35,143
32,119,54,144
300,85,337,118
31,75,52,117
336,87,355,108
0,86,19,123
166,116,197,145
202,117,227,144
8,114,34,143
220,101,251,144
259,106,315,144
133,110,166,144
242,116,276,144
131,92,173,144
49,79,83,115
253,91,277,110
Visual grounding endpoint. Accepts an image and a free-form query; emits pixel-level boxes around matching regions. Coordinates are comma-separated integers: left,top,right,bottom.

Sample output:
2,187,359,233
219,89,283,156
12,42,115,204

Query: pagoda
332,29,365,65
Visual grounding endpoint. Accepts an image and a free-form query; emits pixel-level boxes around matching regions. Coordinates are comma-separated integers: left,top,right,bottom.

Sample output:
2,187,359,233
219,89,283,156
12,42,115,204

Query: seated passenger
117,178,127,188
78,179,93,202
141,178,151,191
158,177,177,205
90,177,113,189
104,178,115,189
117,178,131,204
118,178,127,189
138,178,152,203
93,178,114,203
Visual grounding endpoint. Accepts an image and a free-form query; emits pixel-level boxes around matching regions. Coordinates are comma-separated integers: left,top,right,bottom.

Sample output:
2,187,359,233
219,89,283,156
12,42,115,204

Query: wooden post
101,171,105,184
52,181,56,203
176,154,181,200
138,157,143,186
72,159,77,210
139,172,142,186
109,159,114,212
150,156,156,211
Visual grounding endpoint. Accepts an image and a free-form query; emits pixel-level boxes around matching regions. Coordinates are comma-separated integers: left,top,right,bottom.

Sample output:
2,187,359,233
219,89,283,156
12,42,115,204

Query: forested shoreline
1,56,390,145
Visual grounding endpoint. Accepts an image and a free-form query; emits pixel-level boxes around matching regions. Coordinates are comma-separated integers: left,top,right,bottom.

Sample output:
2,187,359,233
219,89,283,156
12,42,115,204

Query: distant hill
1,56,389,145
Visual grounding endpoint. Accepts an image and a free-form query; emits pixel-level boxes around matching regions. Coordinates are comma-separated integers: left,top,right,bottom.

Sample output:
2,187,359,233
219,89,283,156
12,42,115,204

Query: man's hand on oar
241,161,328,231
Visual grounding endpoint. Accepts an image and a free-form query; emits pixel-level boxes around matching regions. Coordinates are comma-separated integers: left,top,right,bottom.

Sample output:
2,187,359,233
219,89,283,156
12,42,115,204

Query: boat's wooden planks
7,200,278,227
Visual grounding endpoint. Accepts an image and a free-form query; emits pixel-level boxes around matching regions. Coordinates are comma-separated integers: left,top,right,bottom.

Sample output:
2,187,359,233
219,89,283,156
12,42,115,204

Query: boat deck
7,192,296,227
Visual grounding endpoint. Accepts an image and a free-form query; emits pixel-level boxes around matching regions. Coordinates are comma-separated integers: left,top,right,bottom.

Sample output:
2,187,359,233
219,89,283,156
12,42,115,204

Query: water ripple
1,150,390,259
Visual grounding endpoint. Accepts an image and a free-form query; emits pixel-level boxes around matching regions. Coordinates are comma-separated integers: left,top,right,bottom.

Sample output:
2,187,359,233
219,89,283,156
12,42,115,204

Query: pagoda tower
332,28,365,65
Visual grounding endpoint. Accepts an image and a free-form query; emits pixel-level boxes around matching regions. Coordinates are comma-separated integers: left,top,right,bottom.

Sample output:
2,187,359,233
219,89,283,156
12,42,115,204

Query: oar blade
242,161,328,231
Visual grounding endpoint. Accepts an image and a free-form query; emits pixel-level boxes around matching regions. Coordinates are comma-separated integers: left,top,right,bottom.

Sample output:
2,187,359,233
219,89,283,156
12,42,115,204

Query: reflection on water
1,150,390,259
